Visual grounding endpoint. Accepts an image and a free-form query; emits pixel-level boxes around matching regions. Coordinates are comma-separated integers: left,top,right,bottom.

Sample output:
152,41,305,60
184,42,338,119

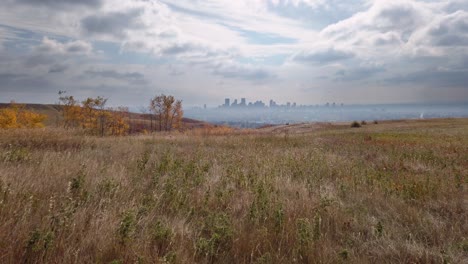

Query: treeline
0,102,47,129
0,93,184,136
59,94,129,136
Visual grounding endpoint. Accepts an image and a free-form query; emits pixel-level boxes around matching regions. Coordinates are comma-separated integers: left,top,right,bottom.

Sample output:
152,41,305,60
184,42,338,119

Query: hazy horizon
1,0,468,107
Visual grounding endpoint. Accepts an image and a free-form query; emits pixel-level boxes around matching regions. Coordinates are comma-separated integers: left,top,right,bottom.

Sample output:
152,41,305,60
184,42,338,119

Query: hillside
0,103,212,131
0,118,467,263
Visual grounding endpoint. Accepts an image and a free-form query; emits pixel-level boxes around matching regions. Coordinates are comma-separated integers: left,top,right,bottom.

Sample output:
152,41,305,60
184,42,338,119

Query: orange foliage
0,102,47,129
59,94,129,136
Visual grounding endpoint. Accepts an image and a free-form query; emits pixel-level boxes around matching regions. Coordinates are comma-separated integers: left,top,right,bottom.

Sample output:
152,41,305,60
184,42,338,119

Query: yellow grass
0,119,467,263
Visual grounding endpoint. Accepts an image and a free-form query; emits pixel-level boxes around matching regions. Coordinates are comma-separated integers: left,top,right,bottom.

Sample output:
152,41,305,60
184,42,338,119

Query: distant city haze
185,98,468,127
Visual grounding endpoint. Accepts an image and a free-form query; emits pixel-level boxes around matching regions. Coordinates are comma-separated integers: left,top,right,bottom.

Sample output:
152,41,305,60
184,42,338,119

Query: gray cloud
292,47,355,64
81,9,144,38
426,11,468,46
161,43,204,56
15,0,102,8
36,37,92,55
83,70,148,85
334,64,386,81
388,68,468,88
48,64,68,73
0,72,53,93
321,1,429,45
212,65,273,81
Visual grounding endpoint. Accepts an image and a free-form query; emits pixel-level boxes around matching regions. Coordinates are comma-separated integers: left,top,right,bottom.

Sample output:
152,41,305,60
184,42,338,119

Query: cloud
15,0,102,8
423,11,468,47
388,68,468,88
292,47,355,64
322,0,429,40
211,62,274,81
83,69,147,85
36,37,92,55
81,8,145,38
0,73,53,93
334,63,386,81
48,64,68,73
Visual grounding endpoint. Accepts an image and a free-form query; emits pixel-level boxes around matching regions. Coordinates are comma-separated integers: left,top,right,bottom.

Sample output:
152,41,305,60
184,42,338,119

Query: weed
118,211,136,244
254,253,272,264
97,178,119,198
195,213,233,259
375,221,384,237
25,229,54,258
3,146,30,162
339,249,349,260
68,166,88,204
137,150,151,175
313,213,322,241
161,251,177,263
151,220,173,253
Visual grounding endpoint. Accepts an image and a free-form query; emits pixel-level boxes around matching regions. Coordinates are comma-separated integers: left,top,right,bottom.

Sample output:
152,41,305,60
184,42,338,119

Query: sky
0,0,468,108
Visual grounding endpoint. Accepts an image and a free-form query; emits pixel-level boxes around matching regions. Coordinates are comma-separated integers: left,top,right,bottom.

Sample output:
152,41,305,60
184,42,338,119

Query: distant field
0,118,467,263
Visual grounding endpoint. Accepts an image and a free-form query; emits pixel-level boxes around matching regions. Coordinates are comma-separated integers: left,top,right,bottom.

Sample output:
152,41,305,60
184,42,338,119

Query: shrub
351,121,361,128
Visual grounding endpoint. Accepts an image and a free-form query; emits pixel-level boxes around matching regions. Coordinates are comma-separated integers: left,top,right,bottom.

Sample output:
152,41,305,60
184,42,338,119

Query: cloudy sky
1,0,468,107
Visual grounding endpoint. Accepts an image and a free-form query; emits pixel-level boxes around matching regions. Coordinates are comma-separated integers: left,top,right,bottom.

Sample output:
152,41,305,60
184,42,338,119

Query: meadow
0,118,467,263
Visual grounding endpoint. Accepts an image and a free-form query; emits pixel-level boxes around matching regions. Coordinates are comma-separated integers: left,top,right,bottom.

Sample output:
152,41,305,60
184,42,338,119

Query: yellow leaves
0,103,47,129
0,109,18,128
17,111,47,128
60,95,129,136
149,94,183,131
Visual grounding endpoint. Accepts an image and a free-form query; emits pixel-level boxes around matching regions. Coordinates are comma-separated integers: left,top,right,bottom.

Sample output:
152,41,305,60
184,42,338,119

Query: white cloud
36,37,93,55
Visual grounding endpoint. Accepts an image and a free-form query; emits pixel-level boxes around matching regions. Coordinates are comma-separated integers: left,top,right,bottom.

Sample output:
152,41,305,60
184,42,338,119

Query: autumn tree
0,101,47,129
149,94,183,132
59,93,82,128
107,107,130,136
58,93,128,136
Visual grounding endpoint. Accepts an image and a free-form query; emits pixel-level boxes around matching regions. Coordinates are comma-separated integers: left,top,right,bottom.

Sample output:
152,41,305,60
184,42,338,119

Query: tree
58,93,128,136
107,107,130,136
0,101,47,129
59,94,82,128
80,96,107,135
149,94,183,132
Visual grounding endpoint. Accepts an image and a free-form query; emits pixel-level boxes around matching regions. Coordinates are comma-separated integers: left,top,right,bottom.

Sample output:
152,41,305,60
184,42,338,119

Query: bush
351,121,361,128
361,120,367,125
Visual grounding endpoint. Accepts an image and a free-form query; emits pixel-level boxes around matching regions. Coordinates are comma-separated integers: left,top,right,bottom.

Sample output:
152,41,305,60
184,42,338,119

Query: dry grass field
0,118,467,263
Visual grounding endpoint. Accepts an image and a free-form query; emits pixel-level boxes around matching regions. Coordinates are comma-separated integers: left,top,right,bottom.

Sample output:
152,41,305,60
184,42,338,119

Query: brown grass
0,118,467,263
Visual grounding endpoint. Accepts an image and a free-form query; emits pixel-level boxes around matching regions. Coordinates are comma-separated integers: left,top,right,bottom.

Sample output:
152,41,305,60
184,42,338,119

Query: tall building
224,98,230,107
240,98,246,106
232,99,238,107
269,99,276,108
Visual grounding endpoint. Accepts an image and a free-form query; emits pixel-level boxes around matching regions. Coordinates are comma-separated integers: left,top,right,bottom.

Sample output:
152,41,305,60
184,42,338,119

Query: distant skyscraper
224,98,230,107
232,99,238,107
240,98,246,106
